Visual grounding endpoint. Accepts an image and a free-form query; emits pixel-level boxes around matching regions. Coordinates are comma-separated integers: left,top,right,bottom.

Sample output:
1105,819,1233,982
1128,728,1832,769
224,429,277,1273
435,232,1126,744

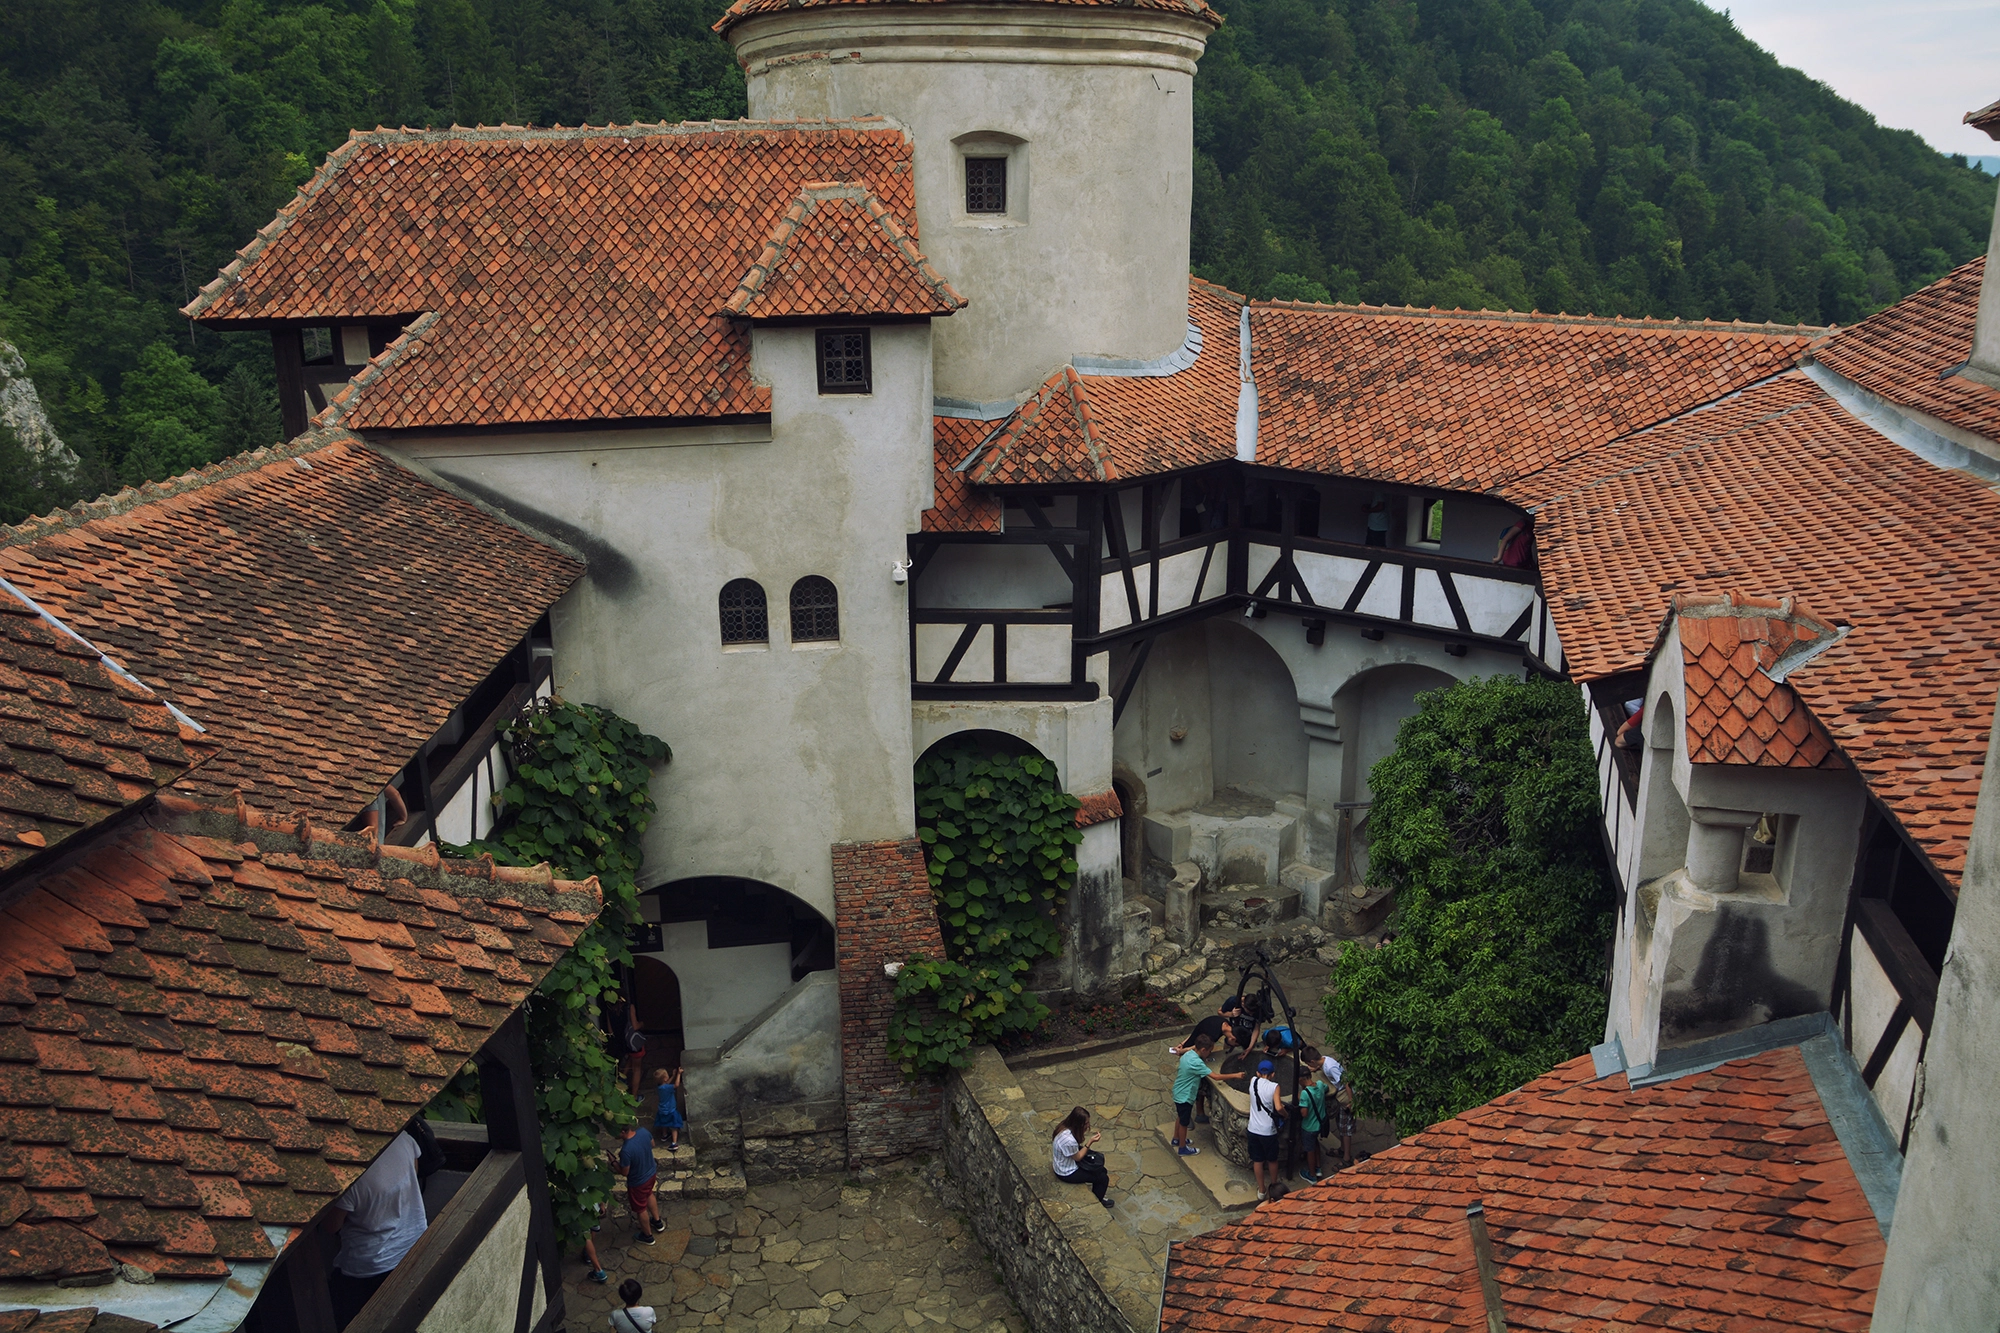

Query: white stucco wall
730,6,1211,404
1207,619,1307,800
1874,698,2000,1329
639,920,796,1051
414,1183,531,1333
390,322,936,922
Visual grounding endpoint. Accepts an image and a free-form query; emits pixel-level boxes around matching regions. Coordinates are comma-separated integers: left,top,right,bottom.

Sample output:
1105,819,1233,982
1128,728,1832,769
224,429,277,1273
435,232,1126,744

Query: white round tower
721,0,1219,408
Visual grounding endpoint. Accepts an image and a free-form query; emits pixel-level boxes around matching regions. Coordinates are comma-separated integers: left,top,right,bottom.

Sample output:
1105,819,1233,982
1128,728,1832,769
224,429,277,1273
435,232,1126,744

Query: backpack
1298,1082,1328,1133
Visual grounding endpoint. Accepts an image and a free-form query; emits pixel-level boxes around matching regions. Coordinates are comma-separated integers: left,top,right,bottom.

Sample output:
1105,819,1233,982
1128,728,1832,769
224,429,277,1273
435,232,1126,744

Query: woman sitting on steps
1051,1107,1113,1207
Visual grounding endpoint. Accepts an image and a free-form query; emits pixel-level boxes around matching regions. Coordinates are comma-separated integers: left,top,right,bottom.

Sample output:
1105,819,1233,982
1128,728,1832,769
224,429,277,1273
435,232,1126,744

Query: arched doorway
1332,662,1457,885
638,877,835,1052
632,955,685,1066
1204,619,1307,802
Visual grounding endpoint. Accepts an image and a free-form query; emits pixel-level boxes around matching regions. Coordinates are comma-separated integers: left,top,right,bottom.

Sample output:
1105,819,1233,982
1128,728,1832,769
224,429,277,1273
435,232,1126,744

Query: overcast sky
1698,0,2000,159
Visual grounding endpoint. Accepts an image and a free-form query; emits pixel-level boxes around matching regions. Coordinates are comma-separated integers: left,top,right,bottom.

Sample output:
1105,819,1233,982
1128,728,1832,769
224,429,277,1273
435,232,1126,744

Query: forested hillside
0,0,1992,520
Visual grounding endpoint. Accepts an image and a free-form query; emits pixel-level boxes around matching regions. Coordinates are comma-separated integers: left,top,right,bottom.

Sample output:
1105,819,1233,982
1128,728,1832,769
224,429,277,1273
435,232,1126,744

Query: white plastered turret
726,3,1215,407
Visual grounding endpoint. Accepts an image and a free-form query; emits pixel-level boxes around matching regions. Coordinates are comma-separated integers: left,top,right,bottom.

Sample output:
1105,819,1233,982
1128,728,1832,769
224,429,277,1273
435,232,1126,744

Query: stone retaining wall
943,1047,1161,1333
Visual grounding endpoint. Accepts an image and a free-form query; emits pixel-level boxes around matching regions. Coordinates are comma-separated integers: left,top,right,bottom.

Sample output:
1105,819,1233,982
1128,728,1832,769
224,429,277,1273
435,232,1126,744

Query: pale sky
1699,0,2000,159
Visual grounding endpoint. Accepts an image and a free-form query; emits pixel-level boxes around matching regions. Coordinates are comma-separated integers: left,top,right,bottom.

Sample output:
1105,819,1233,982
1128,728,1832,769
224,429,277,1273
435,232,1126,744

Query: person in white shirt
610,1278,658,1331
1246,1058,1286,1201
324,1130,429,1329
1049,1106,1112,1206
1322,1052,1356,1167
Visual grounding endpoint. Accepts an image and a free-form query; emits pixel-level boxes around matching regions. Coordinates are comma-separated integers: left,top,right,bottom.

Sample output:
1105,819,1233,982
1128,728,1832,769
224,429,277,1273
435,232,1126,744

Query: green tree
1325,675,1614,1136
118,340,222,481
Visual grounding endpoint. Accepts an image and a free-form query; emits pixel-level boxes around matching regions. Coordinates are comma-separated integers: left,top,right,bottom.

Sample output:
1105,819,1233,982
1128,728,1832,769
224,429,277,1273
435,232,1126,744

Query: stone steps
651,1141,747,1201
1198,882,1300,930
1144,950,1208,997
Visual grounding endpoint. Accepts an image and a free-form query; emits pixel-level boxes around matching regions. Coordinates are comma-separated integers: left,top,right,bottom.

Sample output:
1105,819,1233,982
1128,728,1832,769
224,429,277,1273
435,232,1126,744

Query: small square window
1743,813,1783,876
817,329,871,395
966,157,1007,214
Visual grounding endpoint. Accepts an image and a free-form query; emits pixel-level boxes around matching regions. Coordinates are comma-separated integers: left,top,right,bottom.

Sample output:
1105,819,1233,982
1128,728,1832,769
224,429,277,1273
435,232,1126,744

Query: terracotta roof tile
1670,593,1843,769
713,0,1222,36
0,430,581,830
0,585,214,880
1248,302,1814,496
961,279,1242,486
1161,1048,1882,1332
184,122,923,431
1535,372,2000,882
0,795,600,1288
924,418,1004,533
725,183,963,320
1812,258,2000,444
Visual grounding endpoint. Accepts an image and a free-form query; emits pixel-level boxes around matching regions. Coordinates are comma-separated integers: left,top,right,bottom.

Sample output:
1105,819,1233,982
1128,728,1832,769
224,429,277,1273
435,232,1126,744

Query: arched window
790,576,840,643
719,579,768,645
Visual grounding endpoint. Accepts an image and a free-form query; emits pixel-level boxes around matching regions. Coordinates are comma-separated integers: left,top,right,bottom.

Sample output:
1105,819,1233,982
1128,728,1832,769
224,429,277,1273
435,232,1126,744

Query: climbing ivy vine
444,697,671,1248
888,742,1081,1076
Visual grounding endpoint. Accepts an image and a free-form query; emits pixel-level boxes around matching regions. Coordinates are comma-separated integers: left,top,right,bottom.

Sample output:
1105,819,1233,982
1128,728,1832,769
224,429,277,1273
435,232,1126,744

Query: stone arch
1330,661,1457,885
910,715,1072,789
1636,692,1691,884
638,875,834,1051
1110,760,1149,887
1204,617,1308,802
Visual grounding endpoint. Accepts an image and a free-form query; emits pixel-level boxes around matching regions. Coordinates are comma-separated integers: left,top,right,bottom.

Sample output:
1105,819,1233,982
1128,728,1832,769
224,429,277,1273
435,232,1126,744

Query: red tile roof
1812,258,2000,445
1161,1047,1882,1332
1535,372,2000,882
725,183,963,320
0,584,214,879
183,121,924,432
924,419,1004,534
0,429,581,830
1672,593,1843,769
1248,303,1814,496
0,794,600,1287
959,279,1242,486
1967,97,2000,139
714,0,1222,37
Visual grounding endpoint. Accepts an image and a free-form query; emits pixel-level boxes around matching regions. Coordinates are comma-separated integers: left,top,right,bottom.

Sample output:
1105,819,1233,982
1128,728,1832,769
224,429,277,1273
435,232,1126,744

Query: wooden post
479,1010,565,1333
272,328,309,439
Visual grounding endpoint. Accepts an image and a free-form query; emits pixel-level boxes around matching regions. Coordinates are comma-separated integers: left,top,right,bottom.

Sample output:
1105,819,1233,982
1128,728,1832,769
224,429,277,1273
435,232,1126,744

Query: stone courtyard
560,1167,1026,1332
560,960,1394,1331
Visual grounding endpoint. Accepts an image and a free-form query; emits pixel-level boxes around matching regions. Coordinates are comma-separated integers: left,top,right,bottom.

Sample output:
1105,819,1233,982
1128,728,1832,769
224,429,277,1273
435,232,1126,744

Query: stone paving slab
560,1167,1026,1332
1151,1122,1258,1212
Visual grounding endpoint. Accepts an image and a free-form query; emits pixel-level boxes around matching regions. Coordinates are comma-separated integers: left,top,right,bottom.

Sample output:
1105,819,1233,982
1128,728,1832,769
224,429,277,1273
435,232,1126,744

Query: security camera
892,558,913,584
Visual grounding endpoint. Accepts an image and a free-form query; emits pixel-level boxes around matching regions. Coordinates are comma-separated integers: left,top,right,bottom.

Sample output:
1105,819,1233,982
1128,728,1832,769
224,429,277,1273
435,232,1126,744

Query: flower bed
995,993,1188,1056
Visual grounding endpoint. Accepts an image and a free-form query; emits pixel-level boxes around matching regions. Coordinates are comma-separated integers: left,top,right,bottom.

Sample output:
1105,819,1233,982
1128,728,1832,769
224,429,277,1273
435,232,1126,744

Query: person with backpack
608,1278,657,1331
1295,1064,1331,1182
1323,1052,1357,1168
1246,1059,1286,1202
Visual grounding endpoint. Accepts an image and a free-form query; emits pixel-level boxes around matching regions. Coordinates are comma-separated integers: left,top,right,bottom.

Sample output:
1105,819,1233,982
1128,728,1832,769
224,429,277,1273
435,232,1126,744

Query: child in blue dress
651,1066,685,1150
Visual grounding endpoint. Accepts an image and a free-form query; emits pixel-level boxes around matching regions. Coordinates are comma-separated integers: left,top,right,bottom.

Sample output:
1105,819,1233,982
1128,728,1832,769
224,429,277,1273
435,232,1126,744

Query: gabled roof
0,430,582,830
925,419,1004,533
183,121,923,432
1161,1046,1882,1332
0,794,600,1294
713,0,1223,37
724,183,963,321
0,583,213,879
1670,592,1842,769
1812,257,2000,444
1249,302,1815,497
954,279,1242,488
1536,371,2000,882
1967,97,2000,139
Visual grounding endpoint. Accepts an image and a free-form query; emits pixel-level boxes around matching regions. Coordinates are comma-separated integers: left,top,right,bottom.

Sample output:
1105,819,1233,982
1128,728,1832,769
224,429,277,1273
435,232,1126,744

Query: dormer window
817,329,871,395
966,157,1007,214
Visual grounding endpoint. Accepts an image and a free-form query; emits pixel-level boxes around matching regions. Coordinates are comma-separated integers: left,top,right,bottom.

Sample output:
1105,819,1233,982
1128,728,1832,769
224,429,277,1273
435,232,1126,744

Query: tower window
966,157,1008,214
816,329,871,395
790,576,840,643
719,579,768,645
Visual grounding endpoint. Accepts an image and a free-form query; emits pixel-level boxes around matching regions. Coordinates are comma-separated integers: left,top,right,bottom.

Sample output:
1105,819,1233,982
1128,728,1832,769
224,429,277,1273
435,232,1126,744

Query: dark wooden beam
345,1152,526,1333
1854,898,1940,1031
273,329,309,439
480,1010,564,1333
911,682,1100,702
1112,637,1154,727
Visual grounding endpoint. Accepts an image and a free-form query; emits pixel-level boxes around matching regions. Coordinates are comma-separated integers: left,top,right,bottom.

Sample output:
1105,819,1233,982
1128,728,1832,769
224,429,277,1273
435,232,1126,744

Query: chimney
1965,97,2000,388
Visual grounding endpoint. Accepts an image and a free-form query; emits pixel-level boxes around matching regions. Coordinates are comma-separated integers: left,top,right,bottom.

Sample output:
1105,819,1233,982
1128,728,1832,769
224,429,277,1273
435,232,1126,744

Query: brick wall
832,837,947,1166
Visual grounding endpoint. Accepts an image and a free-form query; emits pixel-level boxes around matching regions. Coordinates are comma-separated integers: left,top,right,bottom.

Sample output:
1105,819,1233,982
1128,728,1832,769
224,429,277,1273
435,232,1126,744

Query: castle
0,3,1995,1328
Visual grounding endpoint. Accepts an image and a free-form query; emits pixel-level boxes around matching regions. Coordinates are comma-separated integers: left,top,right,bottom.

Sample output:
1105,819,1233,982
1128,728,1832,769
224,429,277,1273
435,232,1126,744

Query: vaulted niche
634,877,835,1052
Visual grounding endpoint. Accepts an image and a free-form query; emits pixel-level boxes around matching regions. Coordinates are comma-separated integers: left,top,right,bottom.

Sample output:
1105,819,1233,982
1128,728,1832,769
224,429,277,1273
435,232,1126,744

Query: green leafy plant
444,696,670,1248
888,743,1081,1075
1324,675,1614,1136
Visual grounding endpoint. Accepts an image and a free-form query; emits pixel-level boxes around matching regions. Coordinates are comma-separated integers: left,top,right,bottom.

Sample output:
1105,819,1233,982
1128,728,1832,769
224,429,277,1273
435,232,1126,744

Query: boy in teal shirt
1170,1033,1215,1156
